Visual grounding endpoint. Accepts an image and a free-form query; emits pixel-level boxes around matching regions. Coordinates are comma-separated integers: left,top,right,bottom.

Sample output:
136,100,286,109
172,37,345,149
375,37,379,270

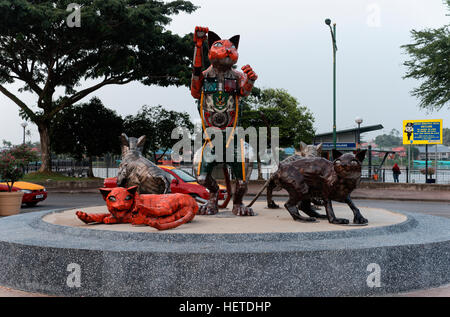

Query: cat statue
190,26,258,217
266,142,323,209
117,134,170,194
76,186,197,231
249,150,368,225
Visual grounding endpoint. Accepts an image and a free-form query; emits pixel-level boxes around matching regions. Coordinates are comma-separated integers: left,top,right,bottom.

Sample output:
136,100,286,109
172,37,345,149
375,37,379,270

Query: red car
0,181,48,207
103,165,227,201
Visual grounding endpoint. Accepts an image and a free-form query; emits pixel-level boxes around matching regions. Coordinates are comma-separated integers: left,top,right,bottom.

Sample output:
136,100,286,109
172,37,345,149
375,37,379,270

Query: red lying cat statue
76,186,198,231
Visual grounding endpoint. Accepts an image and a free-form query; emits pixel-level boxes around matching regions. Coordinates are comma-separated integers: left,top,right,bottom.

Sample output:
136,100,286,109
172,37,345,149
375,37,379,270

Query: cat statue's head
208,31,240,69
120,133,146,156
99,186,138,220
297,142,322,158
332,149,367,179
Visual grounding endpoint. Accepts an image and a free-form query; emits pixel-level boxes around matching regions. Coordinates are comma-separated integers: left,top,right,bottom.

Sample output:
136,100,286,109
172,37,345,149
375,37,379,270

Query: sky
0,0,449,146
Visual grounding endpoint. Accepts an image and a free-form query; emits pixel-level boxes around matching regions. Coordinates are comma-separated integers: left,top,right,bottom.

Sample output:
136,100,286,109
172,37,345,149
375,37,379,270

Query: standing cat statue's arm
191,26,209,99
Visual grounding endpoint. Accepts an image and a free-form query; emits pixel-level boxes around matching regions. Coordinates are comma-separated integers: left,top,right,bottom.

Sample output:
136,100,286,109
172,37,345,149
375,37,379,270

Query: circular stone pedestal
44,202,406,234
0,201,449,297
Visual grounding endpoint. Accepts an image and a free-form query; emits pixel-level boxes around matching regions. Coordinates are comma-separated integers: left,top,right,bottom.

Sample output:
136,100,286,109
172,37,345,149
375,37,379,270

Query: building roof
314,124,384,138
417,145,450,153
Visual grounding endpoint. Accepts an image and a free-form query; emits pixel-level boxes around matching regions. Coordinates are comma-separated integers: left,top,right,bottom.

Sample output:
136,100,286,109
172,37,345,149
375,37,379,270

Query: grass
22,172,103,183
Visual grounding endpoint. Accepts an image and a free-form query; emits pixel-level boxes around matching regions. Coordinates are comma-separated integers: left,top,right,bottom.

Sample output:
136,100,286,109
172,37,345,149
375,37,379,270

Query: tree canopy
402,0,450,111
443,128,450,146
374,129,402,149
0,0,196,171
50,97,123,176
240,87,315,148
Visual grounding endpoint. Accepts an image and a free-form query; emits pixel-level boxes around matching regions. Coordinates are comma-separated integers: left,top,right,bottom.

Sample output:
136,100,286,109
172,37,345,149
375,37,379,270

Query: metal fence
362,167,450,184
24,156,121,178
24,157,450,185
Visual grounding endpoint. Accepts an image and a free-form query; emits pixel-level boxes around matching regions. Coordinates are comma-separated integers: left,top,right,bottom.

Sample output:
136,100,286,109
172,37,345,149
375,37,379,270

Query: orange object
373,174,379,181
76,186,198,231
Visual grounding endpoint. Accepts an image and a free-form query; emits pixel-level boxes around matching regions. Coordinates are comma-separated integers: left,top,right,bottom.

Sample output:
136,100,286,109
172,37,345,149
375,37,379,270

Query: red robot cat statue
191,26,258,217
76,186,198,231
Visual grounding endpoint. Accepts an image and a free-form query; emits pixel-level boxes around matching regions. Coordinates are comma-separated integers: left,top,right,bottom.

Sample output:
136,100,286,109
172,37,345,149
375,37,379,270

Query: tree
240,87,315,179
50,97,124,177
401,0,450,111
374,130,402,149
123,105,194,162
443,128,450,146
2,140,12,149
0,144,39,191
241,88,315,146
0,0,196,172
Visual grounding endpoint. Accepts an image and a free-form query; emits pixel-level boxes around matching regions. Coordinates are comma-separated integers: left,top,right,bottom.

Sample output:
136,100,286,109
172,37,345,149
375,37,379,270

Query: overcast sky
1,0,449,145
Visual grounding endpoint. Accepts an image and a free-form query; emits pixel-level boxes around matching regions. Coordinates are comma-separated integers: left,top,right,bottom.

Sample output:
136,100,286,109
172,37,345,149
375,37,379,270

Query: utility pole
325,18,338,151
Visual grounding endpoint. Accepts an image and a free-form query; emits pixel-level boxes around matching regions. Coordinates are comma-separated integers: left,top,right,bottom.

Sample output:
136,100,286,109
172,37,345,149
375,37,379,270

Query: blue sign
316,143,356,150
413,123,441,141
403,120,443,145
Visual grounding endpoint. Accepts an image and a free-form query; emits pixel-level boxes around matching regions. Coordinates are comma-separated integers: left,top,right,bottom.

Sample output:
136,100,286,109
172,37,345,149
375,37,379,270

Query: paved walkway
352,188,450,202
1,284,449,297
395,284,450,297
0,286,48,297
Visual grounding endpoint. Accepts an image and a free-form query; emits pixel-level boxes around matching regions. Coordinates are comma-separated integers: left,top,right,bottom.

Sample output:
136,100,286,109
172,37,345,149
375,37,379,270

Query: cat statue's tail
247,177,273,208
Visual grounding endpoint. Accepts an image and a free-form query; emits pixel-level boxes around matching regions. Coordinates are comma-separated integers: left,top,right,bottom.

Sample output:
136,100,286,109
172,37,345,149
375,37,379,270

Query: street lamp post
355,117,363,149
21,122,28,145
325,18,338,151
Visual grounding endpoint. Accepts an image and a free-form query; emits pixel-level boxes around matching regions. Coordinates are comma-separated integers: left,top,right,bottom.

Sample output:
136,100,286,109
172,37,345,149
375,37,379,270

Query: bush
0,145,39,191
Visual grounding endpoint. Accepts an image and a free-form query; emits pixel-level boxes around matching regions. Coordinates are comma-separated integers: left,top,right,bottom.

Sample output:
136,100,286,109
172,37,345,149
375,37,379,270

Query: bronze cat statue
118,134,170,194
249,149,368,225
267,142,322,209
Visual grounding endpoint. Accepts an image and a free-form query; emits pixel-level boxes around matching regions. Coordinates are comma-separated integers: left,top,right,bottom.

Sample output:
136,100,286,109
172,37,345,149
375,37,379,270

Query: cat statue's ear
356,150,367,163
208,31,221,49
99,188,112,201
120,134,130,156
127,186,139,196
332,149,343,160
137,135,146,148
299,141,307,153
316,143,323,153
120,133,129,147
229,35,240,49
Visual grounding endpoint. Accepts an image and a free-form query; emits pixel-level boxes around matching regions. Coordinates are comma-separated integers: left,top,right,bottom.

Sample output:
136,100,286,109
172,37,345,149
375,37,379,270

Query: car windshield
171,169,197,182
163,171,175,182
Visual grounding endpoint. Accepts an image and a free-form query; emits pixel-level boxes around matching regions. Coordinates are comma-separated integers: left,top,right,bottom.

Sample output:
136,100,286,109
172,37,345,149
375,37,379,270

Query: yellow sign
403,119,443,145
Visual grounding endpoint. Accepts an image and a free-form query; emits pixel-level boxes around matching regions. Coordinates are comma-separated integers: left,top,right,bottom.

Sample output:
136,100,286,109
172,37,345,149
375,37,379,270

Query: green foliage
443,128,450,146
0,145,38,191
402,2,450,111
0,0,196,170
50,97,124,160
240,87,315,148
8,144,40,163
123,105,194,161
